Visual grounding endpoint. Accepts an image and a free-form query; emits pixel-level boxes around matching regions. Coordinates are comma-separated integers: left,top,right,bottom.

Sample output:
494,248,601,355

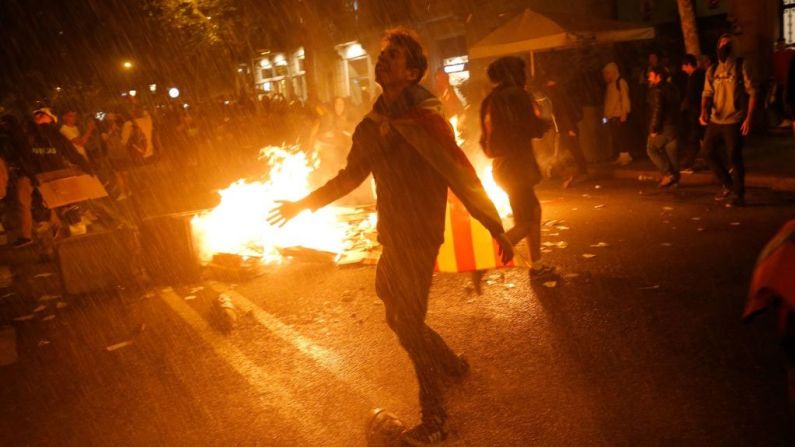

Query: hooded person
268,28,513,446
700,33,756,207
478,56,556,281
12,107,91,248
602,62,632,165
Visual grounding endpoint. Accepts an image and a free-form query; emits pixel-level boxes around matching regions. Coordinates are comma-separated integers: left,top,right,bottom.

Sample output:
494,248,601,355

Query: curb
610,168,795,192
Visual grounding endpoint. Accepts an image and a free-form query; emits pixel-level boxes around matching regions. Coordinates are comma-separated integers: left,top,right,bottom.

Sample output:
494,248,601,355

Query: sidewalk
608,134,795,191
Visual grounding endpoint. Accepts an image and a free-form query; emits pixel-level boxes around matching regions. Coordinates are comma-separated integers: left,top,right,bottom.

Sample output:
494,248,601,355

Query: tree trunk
677,0,701,56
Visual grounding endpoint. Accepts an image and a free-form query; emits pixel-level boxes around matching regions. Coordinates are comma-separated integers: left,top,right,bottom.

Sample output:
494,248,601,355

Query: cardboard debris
542,281,558,288
106,341,133,352
33,304,47,313
581,253,597,259
33,273,54,279
13,314,35,322
590,242,610,248
38,295,61,302
594,204,606,209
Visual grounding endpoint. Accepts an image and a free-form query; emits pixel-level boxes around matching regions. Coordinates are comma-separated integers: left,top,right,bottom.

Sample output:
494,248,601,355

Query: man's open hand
495,233,514,265
267,199,306,227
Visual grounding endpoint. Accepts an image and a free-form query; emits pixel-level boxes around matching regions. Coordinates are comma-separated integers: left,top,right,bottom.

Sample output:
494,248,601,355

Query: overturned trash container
141,212,203,285
57,227,142,295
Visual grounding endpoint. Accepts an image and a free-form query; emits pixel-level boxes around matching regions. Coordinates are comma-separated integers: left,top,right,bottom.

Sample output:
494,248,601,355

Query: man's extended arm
268,126,372,226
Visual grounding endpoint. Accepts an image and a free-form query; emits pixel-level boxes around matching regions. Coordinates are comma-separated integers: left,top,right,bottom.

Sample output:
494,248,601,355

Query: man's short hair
649,65,667,79
682,54,698,68
382,27,427,83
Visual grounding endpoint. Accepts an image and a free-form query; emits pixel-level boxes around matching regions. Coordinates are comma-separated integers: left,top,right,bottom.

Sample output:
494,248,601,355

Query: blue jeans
646,127,679,178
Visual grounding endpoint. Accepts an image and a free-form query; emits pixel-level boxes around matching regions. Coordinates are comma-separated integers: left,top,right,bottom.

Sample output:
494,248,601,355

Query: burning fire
191,146,351,264
191,117,512,266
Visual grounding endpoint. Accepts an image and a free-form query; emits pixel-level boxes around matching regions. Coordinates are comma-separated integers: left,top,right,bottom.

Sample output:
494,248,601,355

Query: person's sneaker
12,237,33,249
714,188,731,201
725,196,745,208
529,264,557,280
401,420,448,446
614,152,633,166
658,175,677,188
470,270,486,295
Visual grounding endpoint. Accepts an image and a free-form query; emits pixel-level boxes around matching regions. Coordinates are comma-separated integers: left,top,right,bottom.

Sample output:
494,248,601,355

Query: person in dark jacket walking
13,107,91,248
268,28,513,446
542,75,588,186
480,56,555,278
680,54,706,168
646,66,680,188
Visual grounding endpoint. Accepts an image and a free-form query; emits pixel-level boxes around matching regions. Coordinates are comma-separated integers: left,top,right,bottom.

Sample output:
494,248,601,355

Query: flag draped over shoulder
366,96,512,273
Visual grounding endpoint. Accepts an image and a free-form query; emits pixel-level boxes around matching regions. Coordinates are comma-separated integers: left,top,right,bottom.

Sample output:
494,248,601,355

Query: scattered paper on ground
590,242,610,248
640,285,661,290
38,295,60,302
13,314,35,322
542,281,558,288
184,295,197,301
106,341,133,352
594,204,606,209
504,283,515,289
33,273,54,279
33,304,47,313
582,253,597,259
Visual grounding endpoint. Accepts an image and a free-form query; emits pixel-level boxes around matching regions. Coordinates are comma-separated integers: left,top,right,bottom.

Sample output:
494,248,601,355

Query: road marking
158,288,329,443
205,281,392,406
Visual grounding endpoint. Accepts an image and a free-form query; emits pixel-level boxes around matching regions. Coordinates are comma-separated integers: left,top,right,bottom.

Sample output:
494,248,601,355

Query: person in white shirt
120,106,154,160
59,109,95,161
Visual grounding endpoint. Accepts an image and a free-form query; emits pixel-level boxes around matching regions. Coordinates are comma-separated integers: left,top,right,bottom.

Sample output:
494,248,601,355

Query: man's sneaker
401,420,448,446
658,175,677,188
529,264,557,280
12,237,33,249
714,188,731,201
725,196,745,208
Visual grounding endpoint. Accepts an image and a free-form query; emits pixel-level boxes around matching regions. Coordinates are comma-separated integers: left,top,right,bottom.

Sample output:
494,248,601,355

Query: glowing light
273,54,287,66
122,60,133,69
168,87,180,98
344,42,366,59
149,84,157,93
191,146,353,265
128,90,137,97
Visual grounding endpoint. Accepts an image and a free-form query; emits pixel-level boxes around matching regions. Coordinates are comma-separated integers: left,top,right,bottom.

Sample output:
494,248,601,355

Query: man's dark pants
702,122,745,198
375,245,461,424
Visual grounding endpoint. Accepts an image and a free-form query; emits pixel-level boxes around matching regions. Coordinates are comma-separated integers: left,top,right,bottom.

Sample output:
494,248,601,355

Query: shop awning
470,8,655,59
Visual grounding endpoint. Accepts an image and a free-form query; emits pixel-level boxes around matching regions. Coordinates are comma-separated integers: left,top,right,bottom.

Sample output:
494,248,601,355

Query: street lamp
168,87,180,99
122,60,133,70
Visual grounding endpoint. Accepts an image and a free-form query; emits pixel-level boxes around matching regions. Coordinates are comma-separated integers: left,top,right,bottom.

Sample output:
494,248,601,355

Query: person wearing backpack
700,33,757,208
479,56,556,280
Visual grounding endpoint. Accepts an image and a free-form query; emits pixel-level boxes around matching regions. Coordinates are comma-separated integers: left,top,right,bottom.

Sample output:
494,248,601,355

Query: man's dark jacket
305,84,504,249
647,82,679,134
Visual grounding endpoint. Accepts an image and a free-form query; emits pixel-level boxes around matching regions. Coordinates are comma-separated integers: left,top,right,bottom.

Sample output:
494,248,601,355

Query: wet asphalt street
1,179,794,446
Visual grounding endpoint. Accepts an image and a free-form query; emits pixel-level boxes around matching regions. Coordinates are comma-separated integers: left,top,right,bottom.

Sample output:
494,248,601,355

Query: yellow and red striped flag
436,193,519,273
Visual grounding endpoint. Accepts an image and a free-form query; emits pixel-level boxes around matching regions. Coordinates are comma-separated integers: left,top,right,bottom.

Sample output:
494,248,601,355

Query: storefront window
785,0,795,44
